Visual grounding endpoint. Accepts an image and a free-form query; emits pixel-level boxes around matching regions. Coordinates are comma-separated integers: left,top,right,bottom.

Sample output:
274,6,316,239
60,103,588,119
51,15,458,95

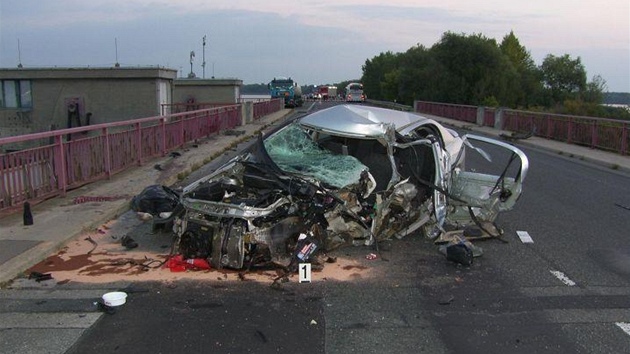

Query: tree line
361,31,629,120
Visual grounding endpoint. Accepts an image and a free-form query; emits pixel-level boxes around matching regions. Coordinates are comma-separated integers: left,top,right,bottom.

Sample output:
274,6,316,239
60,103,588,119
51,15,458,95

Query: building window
1,80,32,109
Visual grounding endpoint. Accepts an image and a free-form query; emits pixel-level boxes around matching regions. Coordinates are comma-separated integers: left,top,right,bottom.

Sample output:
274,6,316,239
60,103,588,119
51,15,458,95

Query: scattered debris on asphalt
85,236,98,254
23,201,33,225
224,129,246,136
29,271,53,282
365,253,378,260
121,235,138,249
73,195,129,204
615,203,630,211
438,295,455,305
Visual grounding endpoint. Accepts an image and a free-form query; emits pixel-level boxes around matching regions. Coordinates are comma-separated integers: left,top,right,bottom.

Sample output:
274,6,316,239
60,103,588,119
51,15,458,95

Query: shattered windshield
263,124,368,188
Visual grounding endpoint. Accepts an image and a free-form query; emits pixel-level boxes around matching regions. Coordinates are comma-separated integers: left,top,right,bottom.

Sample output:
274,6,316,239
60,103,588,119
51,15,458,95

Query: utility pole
114,38,120,67
17,39,23,68
202,35,207,79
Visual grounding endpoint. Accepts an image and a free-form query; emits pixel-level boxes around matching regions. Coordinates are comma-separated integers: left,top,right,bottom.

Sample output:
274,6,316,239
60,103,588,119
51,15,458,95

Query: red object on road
365,253,377,260
165,255,211,272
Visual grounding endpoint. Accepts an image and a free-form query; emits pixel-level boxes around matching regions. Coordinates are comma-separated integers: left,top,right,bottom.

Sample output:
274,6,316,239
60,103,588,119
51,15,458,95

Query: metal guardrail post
494,108,503,130
476,107,484,126
103,127,112,179
622,123,628,155
135,122,142,166
54,135,67,195
179,114,185,150
591,120,598,149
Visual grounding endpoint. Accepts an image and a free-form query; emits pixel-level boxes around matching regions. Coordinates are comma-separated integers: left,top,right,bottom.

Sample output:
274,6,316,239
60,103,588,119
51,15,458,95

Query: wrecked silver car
171,105,528,270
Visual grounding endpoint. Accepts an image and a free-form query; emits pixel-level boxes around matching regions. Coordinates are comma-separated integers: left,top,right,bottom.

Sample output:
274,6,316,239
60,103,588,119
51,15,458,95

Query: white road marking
516,230,534,243
550,270,577,286
615,322,630,336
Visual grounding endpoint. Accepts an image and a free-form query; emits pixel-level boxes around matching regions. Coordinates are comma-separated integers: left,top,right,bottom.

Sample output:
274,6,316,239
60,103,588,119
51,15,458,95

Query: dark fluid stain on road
590,248,630,276
30,253,93,272
29,252,167,276
342,265,367,270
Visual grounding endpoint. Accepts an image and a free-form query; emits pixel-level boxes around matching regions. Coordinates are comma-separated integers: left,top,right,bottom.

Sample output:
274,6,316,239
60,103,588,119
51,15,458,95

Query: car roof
299,104,434,138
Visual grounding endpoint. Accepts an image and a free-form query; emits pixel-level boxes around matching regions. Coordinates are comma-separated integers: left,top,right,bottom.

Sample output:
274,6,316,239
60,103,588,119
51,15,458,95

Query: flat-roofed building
172,78,243,113
0,67,177,138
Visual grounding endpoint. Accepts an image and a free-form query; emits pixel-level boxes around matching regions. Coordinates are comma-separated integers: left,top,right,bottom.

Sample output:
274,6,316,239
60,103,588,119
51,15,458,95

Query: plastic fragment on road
165,255,211,272
438,295,455,305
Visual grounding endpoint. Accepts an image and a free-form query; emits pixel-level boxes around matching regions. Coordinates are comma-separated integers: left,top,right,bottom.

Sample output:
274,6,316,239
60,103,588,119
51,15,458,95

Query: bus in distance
345,83,365,103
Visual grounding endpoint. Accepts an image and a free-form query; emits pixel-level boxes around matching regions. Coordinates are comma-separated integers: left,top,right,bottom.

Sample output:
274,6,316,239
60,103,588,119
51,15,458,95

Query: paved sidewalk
1,107,629,286
0,109,294,285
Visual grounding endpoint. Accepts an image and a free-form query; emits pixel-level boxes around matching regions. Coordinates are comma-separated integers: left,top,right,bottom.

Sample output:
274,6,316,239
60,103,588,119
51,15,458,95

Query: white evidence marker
516,230,534,243
299,263,312,283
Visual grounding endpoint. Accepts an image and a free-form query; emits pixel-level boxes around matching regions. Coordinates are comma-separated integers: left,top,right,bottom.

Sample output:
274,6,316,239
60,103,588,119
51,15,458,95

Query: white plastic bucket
102,291,127,306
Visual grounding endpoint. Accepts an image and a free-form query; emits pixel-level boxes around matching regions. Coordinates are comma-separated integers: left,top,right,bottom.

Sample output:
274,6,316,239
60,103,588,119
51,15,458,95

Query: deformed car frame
172,105,529,270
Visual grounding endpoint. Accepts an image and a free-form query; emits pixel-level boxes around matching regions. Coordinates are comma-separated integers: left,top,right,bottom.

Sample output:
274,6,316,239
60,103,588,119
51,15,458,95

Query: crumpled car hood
299,105,423,138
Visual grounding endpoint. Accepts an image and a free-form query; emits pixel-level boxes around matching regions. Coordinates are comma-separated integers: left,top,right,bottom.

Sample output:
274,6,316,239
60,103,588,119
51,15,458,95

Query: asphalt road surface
8,101,630,353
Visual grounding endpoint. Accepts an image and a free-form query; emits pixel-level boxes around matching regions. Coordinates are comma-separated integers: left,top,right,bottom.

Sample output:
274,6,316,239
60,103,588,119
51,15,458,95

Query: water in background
240,94,271,102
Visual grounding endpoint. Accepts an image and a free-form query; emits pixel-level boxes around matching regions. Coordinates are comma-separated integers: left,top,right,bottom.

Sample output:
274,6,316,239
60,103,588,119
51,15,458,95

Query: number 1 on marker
299,263,311,283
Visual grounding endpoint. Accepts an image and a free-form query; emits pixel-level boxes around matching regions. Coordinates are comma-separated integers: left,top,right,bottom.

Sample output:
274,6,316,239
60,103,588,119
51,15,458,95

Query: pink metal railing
415,101,478,123
161,102,232,115
253,99,283,120
501,110,628,154
0,105,244,212
415,101,629,156
482,107,496,127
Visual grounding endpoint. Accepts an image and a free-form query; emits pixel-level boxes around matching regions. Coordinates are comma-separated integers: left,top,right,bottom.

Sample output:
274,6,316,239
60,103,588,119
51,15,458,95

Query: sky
1,0,628,92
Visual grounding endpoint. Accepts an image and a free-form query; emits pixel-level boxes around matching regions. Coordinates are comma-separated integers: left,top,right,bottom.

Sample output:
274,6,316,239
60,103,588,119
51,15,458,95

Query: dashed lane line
516,230,534,243
550,270,577,286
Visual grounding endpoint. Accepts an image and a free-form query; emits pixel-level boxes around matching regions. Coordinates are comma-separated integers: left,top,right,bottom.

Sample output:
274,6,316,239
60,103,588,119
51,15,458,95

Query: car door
445,134,529,226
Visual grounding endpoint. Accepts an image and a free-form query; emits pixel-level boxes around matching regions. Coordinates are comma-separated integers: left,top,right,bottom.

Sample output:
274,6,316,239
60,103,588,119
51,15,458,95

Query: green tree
582,74,607,103
381,69,401,102
361,51,401,100
397,44,446,105
500,31,535,72
358,30,617,119
499,31,544,107
540,54,587,103
430,32,518,106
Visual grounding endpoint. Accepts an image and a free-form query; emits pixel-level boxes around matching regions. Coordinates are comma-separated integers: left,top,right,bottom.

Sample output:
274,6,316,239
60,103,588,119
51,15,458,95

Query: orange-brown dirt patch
27,214,382,285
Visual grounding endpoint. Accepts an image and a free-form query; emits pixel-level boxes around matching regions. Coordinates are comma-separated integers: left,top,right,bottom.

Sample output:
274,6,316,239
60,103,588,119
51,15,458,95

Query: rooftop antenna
188,51,196,78
114,38,120,67
17,39,23,68
202,35,207,79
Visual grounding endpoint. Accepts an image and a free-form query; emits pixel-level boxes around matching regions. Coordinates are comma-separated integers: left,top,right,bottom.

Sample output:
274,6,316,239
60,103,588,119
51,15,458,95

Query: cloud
1,0,628,90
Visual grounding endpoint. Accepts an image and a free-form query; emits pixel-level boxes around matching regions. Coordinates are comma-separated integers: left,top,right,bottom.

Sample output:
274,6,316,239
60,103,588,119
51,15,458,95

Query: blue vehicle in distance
269,77,303,108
